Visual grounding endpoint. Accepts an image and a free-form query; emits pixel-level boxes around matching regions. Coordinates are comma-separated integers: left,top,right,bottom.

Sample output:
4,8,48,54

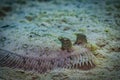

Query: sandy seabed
0,0,120,80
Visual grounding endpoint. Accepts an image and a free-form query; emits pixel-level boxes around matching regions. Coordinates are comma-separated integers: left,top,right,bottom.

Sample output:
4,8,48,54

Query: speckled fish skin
0,48,95,74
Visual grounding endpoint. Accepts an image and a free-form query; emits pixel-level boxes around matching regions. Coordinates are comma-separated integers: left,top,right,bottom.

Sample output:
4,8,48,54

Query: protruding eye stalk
58,37,73,52
74,33,87,45
58,33,87,52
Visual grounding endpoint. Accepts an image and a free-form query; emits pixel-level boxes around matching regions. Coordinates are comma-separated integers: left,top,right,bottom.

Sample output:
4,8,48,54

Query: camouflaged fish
0,34,96,73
